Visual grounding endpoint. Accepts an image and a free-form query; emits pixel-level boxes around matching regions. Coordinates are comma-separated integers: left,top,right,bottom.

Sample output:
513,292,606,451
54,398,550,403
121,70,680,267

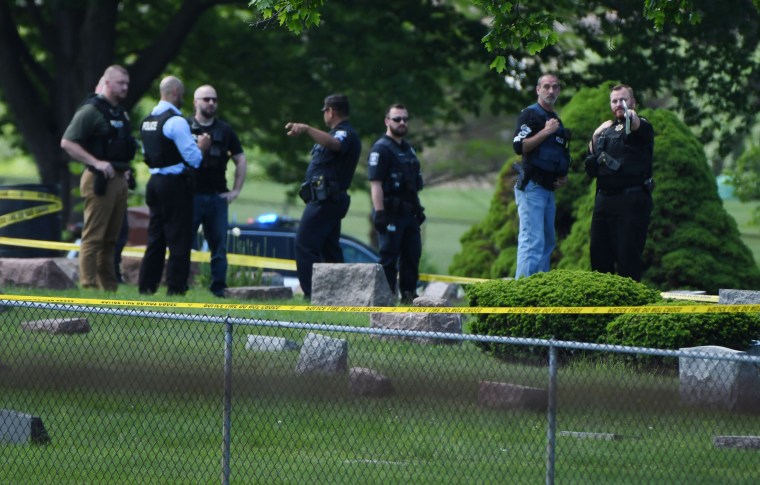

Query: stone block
348,367,394,398
370,311,462,344
245,335,299,352
295,332,348,375
422,282,460,302
719,289,760,304
225,286,293,300
478,381,547,412
713,435,760,450
0,410,50,444
0,258,76,290
679,345,760,413
311,263,395,307
21,317,90,334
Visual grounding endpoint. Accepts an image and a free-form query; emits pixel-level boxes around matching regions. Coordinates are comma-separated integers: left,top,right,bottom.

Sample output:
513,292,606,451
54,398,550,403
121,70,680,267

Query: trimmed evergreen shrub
605,301,760,351
451,80,760,292
467,270,661,361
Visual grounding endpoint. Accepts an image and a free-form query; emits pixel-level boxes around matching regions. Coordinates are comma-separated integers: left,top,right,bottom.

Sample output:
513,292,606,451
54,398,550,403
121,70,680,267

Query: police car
220,214,379,276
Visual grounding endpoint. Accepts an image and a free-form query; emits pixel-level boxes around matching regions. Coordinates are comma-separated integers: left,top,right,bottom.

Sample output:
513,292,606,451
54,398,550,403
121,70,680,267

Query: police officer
188,84,247,297
585,83,654,282
512,73,571,279
138,76,210,296
285,94,361,299
368,104,425,303
61,65,136,292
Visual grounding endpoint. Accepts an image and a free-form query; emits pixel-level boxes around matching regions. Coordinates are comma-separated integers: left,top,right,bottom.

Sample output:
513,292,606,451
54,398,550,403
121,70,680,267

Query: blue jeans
514,181,555,279
192,193,229,293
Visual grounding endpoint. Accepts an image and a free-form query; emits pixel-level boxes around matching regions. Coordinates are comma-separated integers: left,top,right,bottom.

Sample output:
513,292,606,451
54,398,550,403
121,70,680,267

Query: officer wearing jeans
368,104,424,303
138,76,210,296
512,74,571,279
188,85,247,297
285,94,361,299
586,83,654,282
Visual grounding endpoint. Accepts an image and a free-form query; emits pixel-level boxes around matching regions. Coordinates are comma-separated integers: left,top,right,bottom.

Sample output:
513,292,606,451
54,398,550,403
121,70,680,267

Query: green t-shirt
62,102,109,144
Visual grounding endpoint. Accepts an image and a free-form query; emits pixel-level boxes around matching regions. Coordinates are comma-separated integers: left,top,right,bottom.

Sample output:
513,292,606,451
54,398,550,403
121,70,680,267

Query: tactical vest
375,137,423,196
140,110,185,168
596,120,653,185
524,103,570,176
188,117,229,193
83,96,136,163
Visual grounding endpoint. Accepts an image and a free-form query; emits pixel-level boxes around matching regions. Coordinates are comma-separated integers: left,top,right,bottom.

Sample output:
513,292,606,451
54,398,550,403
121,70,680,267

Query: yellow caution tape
0,294,757,314
0,190,62,229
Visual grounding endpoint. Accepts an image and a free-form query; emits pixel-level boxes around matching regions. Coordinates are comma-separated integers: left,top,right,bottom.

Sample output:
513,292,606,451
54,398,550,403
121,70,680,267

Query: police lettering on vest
83,95,137,163
140,110,185,168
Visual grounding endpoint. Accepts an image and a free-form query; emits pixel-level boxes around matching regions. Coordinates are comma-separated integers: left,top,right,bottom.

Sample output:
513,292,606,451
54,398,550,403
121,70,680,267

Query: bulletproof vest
140,110,185,168
596,121,653,182
188,117,228,170
83,95,136,163
524,103,571,176
376,137,423,195
304,121,360,191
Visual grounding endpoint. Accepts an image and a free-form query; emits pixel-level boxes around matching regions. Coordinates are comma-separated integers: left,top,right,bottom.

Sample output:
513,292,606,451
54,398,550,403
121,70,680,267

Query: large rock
719,289,760,304
0,258,76,290
52,258,79,283
310,263,395,307
679,345,760,413
348,367,394,397
370,296,462,344
225,286,293,300
478,381,548,412
295,332,348,375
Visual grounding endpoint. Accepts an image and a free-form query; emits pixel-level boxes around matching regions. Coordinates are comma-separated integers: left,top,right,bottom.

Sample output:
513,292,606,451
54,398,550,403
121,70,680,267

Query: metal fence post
546,342,558,485
221,315,233,485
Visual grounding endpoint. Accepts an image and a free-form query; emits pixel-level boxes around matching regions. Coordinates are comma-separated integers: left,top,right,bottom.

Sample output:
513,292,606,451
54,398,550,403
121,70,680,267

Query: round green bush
466,270,661,361
605,301,760,351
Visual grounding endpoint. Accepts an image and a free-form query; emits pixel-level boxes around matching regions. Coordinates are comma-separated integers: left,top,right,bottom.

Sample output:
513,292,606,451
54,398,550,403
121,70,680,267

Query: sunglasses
198,97,217,103
389,116,409,123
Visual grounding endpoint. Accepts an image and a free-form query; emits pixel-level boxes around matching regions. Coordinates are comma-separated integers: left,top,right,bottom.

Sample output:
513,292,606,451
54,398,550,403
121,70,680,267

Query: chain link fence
2,299,760,484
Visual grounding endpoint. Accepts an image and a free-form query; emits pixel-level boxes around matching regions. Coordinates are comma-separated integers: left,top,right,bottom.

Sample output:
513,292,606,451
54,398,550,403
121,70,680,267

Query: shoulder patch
369,152,380,166
334,130,347,141
513,124,532,143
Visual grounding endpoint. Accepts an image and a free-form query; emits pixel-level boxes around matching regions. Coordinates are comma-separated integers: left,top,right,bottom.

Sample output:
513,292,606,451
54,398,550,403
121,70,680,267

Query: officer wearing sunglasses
368,103,425,303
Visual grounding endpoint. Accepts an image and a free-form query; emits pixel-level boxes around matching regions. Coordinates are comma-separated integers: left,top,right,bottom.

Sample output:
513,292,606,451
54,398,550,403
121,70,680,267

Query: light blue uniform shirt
146,100,203,175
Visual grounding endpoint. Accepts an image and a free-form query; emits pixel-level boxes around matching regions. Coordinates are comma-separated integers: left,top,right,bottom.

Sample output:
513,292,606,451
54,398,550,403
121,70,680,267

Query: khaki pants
79,169,128,291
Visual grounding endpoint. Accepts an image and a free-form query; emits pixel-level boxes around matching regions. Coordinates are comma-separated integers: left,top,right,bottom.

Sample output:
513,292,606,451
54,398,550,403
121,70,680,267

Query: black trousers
138,173,195,295
589,190,652,281
377,212,421,296
295,194,350,298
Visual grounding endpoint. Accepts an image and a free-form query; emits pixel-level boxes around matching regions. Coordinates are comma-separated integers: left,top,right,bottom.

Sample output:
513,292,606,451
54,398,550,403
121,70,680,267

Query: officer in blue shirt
285,94,361,299
138,76,210,296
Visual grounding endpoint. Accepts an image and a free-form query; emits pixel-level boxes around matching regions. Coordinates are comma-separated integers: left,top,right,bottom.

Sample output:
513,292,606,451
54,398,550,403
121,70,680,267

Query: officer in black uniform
188,84,247,297
286,94,361,299
368,104,425,303
585,83,654,282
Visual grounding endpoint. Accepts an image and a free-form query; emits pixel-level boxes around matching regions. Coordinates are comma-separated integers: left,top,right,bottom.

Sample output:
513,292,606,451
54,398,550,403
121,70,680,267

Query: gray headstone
1,410,50,445
0,258,76,290
679,345,760,413
559,431,625,441
370,311,462,344
719,289,760,304
348,367,394,398
477,381,548,412
311,263,395,307
422,282,460,302
713,435,760,450
295,332,348,375
21,317,90,334
245,335,299,352
225,286,293,300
